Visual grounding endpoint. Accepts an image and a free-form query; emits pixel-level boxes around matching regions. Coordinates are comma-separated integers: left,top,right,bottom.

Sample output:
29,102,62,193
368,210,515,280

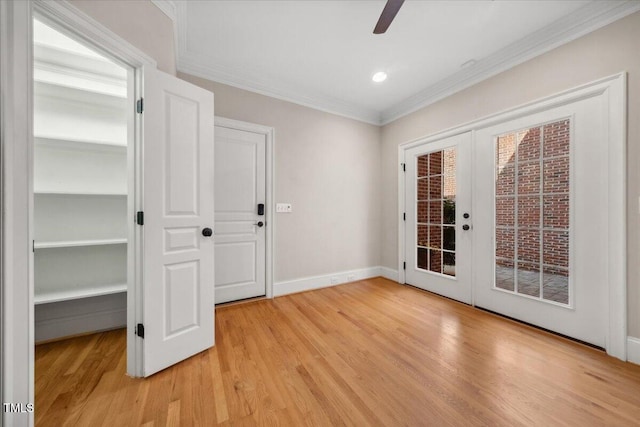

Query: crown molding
151,0,178,71
379,0,640,125
175,0,381,124
178,51,381,125
173,0,640,126
150,0,176,22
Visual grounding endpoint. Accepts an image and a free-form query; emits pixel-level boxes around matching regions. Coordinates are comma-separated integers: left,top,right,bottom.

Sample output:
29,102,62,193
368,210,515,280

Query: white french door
404,132,473,303
472,95,607,347
213,124,266,304
142,68,215,376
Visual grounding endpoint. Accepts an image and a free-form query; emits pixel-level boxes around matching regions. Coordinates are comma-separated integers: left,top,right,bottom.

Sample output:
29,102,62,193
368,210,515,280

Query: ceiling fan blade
373,0,405,34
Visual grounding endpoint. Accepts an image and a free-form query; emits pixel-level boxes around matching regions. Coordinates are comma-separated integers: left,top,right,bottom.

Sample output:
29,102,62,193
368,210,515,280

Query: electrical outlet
276,203,292,213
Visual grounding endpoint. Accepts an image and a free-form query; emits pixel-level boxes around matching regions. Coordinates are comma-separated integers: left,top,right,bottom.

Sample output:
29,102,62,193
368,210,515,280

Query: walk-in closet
33,18,131,342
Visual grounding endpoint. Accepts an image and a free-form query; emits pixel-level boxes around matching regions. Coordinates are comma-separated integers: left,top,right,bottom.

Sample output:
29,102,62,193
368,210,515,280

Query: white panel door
404,132,472,303
473,95,606,347
142,68,215,376
213,125,266,304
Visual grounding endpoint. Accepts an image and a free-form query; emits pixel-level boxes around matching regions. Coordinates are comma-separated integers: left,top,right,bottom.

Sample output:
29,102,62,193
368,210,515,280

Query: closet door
142,68,215,376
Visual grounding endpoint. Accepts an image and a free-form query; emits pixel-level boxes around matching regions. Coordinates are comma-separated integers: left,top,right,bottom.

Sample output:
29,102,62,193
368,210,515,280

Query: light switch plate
276,203,292,213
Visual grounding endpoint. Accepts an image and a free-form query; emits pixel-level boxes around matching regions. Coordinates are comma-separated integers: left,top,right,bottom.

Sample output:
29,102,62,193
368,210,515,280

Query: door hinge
136,323,145,339
403,262,406,270
403,212,406,221
32,240,35,253
136,98,144,114
136,211,144,225
401,163,406,172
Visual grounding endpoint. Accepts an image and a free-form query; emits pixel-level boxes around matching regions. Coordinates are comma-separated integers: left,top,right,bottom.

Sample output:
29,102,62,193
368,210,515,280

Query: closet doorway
31,6,216,380
32,18,133,342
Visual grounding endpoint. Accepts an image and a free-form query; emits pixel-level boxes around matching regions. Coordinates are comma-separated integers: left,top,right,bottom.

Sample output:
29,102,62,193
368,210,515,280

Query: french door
473,95,607,347
404,132,472,303
403,90,616,349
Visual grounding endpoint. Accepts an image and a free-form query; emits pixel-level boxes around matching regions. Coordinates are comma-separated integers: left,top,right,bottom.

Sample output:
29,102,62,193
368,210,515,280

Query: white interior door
213,125,266,304
404,132,472,303
142,68,215,376
473,95,607,347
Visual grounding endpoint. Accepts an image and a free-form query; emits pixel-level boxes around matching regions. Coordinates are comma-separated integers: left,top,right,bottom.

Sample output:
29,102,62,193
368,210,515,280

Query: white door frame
398,73,626,360
1,0,156,420
214,116,275,299
1,2,33,424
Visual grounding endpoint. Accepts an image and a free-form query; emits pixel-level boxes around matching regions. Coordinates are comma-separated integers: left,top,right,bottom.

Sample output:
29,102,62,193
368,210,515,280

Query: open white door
404,132,473,303
142,68,215,376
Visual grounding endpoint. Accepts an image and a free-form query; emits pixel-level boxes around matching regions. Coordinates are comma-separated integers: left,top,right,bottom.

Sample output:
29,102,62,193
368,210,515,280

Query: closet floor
35,277,640,426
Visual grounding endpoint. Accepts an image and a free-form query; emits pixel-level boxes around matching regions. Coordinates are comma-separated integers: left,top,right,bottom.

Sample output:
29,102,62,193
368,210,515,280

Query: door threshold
475,306,605,352
216,295,267,308
404,283,604,352
35,326,126,346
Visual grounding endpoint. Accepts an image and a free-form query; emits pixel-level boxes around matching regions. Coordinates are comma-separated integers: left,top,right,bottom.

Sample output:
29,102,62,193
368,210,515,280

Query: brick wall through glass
417,148,456,277
495,119,570,304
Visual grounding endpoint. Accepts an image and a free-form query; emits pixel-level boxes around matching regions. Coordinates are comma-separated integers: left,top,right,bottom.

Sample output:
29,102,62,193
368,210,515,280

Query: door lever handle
254,221,264,228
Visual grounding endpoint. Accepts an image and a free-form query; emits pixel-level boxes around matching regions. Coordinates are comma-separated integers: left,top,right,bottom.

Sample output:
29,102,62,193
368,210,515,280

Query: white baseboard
35,293,126,342
627,336,640,365
273,266,383,297
380,267,399,282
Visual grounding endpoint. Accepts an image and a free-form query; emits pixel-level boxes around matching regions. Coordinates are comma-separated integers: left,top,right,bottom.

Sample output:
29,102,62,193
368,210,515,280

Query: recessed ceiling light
372,71,387,83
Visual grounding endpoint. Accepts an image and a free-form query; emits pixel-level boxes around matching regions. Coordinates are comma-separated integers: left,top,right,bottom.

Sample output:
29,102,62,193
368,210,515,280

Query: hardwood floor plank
35,278,640,426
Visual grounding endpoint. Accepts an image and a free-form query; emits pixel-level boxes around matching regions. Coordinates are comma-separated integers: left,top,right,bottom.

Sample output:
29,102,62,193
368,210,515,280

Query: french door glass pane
495,119,570,304
416,147,456,277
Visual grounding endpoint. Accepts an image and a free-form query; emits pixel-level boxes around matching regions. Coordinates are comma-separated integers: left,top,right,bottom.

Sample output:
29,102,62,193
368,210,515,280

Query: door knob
254,221,264,228
202,227,213,237
462,224,470,231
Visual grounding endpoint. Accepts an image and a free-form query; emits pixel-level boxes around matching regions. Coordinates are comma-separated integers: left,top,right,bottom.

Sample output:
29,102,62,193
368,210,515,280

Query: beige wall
69,0,176,75
70,0,382,284
380,11,640,337
74,0,639,336
179,74,382,282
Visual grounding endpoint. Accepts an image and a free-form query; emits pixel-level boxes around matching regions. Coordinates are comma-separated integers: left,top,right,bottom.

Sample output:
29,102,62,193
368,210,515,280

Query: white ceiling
165,1,640,124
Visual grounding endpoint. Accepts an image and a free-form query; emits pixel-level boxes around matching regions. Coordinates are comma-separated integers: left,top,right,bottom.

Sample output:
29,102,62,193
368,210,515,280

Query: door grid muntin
416,147,457,278
494,118,571,306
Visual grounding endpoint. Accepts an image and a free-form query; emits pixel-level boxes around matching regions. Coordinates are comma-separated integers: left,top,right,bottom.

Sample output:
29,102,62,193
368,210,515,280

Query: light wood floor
36,278,640,426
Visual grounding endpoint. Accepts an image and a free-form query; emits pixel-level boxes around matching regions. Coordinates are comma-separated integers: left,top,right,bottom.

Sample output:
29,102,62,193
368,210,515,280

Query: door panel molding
143,68,214,377
398,73,626,359
214,116,274,300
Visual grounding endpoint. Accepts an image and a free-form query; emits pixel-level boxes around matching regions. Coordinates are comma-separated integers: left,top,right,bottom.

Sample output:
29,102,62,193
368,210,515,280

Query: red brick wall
416,147,457,274
495,119,570,279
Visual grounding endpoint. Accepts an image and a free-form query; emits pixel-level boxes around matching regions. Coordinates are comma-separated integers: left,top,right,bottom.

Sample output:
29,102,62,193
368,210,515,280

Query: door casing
398,73,626,360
